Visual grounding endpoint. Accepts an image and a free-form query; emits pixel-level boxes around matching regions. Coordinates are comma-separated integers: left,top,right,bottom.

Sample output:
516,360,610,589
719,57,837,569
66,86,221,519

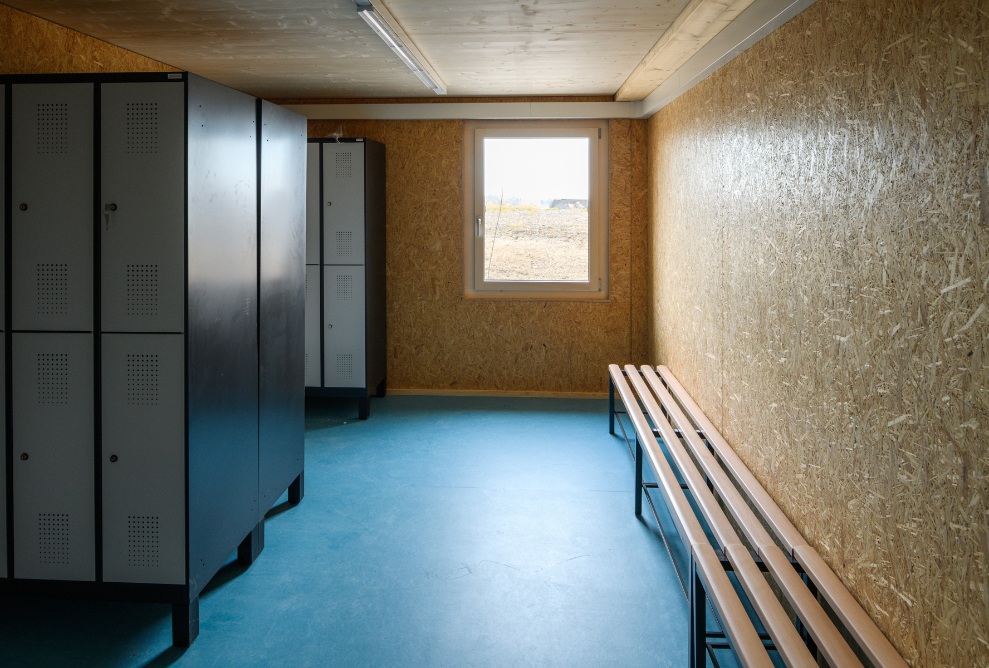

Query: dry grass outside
483,205,589,281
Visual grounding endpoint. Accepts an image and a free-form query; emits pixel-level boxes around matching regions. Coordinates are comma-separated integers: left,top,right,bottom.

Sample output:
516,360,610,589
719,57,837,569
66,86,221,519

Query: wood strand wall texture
649,0,988,665
0,4,176,74
310,118,648,394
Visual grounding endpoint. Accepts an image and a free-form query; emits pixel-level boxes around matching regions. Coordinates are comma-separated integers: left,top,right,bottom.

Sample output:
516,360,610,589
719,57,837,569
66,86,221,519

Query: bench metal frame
609,365,908,668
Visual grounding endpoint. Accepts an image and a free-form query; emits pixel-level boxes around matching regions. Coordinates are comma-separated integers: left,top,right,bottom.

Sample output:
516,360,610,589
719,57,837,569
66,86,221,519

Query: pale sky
483,137,589,203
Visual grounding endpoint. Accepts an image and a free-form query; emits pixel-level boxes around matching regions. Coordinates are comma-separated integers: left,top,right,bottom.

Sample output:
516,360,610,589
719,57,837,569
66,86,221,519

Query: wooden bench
609,364,907,668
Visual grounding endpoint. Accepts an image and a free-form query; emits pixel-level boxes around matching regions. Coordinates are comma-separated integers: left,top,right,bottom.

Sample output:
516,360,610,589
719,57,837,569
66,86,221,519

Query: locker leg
172,597,200,647
358,397,370,420
288,472,305,505
237,521,265,566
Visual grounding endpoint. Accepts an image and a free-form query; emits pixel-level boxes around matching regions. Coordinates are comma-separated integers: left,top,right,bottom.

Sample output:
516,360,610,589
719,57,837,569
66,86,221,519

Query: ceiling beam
635,0,817,116
615,0,757,101
284,101,636,121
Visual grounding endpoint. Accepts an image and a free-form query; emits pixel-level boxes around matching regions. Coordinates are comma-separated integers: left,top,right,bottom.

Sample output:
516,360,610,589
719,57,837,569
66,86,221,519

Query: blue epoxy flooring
0,396,688,667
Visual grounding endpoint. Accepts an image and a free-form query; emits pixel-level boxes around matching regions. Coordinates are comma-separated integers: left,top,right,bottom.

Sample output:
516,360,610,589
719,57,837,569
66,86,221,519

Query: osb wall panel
630,119,651,364
649,0,988,665
0,4,176,74
310,118,648,394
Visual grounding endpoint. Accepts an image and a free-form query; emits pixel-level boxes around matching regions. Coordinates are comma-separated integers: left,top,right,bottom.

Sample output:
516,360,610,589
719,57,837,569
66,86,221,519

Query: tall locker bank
1,73,305,647
305,138,386,419
0,85,6,581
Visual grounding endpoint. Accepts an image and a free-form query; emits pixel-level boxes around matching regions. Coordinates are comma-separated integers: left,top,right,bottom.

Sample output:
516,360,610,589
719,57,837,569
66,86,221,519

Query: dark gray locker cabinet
257,100,305,517
306,138,386,420
0,86,6,580
1,73,306,649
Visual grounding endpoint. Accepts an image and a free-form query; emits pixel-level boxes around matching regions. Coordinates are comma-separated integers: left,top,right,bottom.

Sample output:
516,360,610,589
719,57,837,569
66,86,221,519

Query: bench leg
608,376,615,435
634,438,643,517
172,597,200,647
688,558,706,668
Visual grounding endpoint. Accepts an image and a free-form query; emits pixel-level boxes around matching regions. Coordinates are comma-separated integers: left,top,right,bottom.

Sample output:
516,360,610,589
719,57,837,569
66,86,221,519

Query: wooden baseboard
386,388,608,400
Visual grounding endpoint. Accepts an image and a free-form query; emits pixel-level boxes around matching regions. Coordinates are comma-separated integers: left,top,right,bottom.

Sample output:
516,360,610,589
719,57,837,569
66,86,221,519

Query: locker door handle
327,324,333,329
104,203,118,229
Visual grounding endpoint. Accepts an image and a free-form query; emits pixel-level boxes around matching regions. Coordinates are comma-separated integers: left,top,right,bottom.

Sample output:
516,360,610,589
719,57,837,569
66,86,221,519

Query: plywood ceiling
1,0,760,100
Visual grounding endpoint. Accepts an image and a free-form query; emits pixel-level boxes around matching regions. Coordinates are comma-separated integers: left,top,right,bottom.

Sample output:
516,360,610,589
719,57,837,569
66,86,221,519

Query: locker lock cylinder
109,455,118,463
19,453,28,461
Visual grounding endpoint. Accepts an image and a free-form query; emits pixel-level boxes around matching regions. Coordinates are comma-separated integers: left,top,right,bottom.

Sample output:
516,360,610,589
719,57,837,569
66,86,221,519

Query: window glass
464,121,608,299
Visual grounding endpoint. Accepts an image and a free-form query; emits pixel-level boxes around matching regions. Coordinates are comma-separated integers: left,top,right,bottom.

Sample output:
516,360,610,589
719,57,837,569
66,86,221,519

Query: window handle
475,216,483,237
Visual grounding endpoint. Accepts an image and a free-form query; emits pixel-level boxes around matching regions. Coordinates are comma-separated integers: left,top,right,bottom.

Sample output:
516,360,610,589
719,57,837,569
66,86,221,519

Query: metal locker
11,84,94,332
322,142,366,265
304,265,321,387
323,266,365,388
100,83,186,333
0,84,6,332
306,143,320,265
0,333,5,579
101,334,185,584
12,333,95,581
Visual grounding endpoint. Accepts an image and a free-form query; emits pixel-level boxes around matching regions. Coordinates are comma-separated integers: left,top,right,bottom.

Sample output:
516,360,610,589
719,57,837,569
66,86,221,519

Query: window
464,120,608,299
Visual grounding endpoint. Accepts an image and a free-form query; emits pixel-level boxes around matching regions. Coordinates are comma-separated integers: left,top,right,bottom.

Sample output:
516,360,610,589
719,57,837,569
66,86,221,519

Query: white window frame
463,120,609,300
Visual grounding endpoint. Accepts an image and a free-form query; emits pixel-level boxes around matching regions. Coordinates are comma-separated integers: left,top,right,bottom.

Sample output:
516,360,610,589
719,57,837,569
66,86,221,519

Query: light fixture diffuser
358,5,447,95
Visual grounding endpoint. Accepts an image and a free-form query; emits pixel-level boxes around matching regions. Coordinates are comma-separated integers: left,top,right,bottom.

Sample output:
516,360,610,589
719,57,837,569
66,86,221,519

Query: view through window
483,137,589,282
464,121,608,299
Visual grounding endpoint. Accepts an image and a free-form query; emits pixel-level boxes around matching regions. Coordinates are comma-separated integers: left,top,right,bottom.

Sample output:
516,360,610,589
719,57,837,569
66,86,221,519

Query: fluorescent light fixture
358,5,447,95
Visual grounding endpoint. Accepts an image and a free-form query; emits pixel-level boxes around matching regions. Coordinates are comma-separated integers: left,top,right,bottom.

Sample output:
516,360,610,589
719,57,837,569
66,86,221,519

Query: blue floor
0,395,689,667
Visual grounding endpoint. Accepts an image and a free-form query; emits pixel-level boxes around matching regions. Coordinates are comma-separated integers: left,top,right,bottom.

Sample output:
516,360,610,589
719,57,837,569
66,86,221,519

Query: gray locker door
323,266,365,388
12,333,95,581
322,142,365,265
304,265,322,387
11,84,94,332
0,333,5,578
306,143,321,265
101,333,185,584
101,82,186,333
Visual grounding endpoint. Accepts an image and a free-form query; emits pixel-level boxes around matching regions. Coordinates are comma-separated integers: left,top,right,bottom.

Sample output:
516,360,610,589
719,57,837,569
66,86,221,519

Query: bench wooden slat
655,365,808,554
794,546,908,668
655,365,906,668
608,365,708,547
640,366,778,552
624,366,743,551
723,544,824,668
639,366,863,668
693,544,776,668
624,366,817,668
609,365,775,667
760,547,863,668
